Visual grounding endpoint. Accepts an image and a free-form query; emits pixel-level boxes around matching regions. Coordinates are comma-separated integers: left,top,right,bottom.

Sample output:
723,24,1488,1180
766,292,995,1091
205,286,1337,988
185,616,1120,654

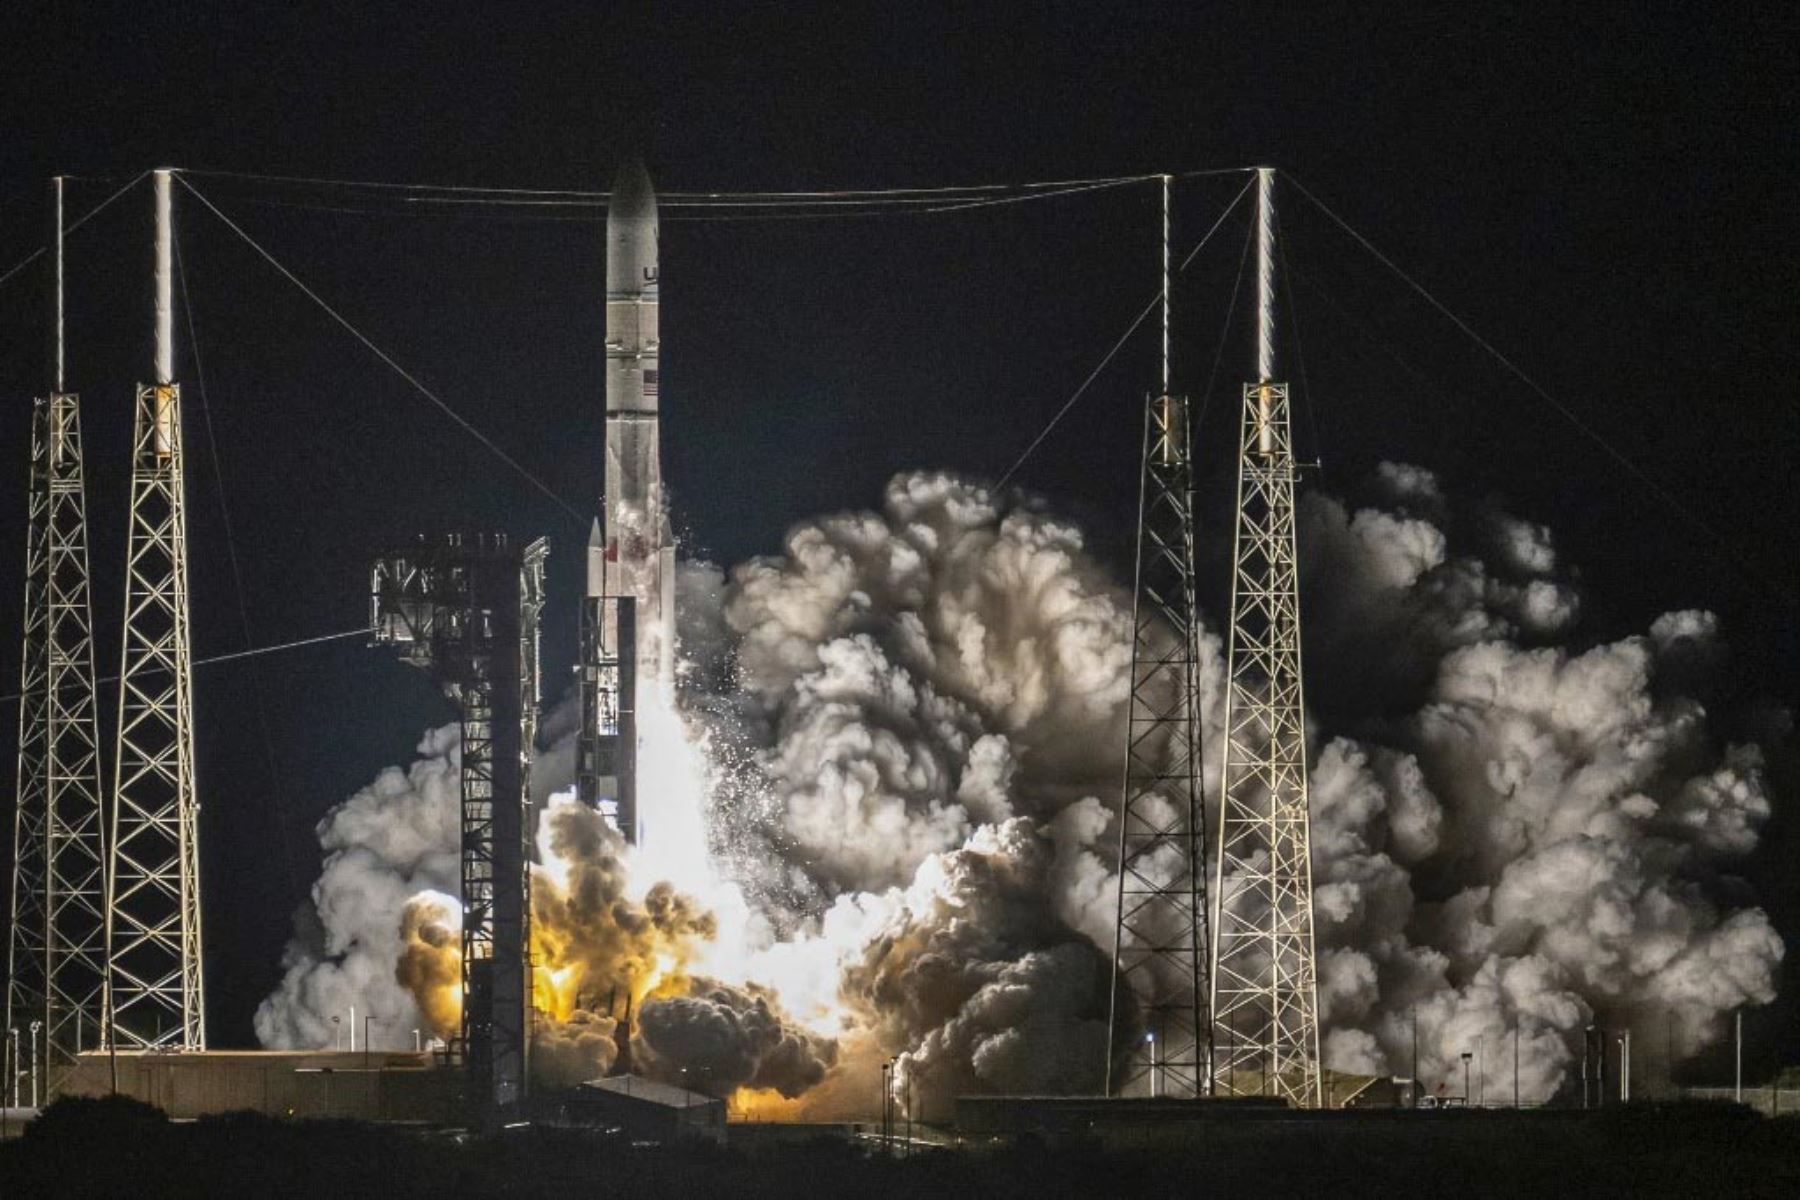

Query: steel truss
1209,375,1322,1106
1107,392,1211,1097
372,534,546,1112
6,392,108,1095
106,381,205,1050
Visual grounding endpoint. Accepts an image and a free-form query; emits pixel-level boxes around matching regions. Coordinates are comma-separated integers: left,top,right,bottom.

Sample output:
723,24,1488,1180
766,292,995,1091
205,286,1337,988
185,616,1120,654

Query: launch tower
372,533,547,1113
1208,168,1323,1106
5,178,108,1100
106,170,206,1051
1107,177,1211,1098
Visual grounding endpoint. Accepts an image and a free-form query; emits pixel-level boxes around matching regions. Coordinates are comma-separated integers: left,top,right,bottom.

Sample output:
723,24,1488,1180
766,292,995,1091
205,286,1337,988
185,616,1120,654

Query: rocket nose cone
609,158,656,221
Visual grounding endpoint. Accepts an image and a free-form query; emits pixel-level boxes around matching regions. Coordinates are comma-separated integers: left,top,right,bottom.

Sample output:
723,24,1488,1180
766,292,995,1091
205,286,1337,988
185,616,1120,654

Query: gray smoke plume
255,724,461,1049
263,464,1784,1112
709,467,1783,1107
1283,465,1780,1099
637,978,838,1098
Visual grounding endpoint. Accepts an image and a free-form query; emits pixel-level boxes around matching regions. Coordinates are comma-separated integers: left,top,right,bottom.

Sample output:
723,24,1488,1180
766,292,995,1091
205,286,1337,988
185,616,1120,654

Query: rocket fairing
579,159,676,844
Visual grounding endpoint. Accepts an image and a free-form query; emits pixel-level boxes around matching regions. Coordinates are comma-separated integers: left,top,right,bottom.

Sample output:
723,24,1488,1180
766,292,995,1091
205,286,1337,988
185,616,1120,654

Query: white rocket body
582,160,675,843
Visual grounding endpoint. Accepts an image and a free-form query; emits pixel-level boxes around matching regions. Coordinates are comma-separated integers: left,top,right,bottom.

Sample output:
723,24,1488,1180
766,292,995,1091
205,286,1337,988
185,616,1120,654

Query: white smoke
255,724,461,1050
261,463,1784,1112
1294,465,1782,1101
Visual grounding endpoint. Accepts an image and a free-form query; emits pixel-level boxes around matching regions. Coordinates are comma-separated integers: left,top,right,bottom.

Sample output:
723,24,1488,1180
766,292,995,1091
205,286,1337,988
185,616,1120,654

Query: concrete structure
562,1075,726,1145
956,1094,1288,1148
57,1050,460,1121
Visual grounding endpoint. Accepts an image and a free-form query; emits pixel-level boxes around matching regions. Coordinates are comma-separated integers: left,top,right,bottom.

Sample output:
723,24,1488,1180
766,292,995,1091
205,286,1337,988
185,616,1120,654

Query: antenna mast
6,176,109,1102
107,169,206,1050
1107,174,1211,1098
1209,166,1322,1106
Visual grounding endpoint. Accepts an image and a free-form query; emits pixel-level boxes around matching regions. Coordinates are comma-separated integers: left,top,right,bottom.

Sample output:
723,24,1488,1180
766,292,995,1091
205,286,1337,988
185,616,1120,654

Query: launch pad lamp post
28,1020,41,1108
1618,1031,1631,1103
906,1074,913,1158
1513,1027,1520,1109
1735,1010,1742,1103
1410,1006,1418,1109
1460,1052,1472,1107
879,1059,891,1153
26,1019,41,1108
333,1015,342,1051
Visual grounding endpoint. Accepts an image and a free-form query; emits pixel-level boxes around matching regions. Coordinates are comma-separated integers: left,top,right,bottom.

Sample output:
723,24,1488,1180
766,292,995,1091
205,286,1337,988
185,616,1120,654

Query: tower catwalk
106,170,205,1050
1107,177,1211,1098
6,177,108,1100
372,533,547,1113
1208,167,1322,1106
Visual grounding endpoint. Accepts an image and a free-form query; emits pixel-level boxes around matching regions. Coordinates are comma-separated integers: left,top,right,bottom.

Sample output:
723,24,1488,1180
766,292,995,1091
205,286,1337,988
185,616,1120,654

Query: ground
3,1096,1797,1198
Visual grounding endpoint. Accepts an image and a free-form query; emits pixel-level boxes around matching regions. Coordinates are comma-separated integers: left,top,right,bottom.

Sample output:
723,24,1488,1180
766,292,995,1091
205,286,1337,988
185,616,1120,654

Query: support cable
173,227,303,909
1274,213,1324,477
180,166,1155,200
1286,174,1775,596
997,177,1256,488
0,172,149,291
0,628,376,707
1192,221,1259,454
176,175,587,525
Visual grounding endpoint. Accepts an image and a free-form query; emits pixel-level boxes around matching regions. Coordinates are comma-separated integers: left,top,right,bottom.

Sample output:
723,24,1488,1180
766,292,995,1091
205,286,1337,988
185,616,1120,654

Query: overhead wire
996,175,1257,488
0,171,150,291
175,223,303,907
1273,205,1323,477
0,626,375,706
1285,173,1778,599
180,165,1156,199
1192,218,1259,458
176,174,589,526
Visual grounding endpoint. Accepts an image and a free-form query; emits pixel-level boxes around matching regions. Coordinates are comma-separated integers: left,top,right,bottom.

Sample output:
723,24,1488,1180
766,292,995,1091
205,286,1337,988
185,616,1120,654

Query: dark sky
2,4,1794,1061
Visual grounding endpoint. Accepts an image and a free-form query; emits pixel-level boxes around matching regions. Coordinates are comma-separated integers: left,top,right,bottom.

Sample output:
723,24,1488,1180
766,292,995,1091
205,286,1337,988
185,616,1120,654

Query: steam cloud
261,465,1784,1111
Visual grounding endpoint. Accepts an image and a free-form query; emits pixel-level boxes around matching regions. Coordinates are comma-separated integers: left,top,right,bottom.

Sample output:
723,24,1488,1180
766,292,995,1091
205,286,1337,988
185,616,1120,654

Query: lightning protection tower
107,169,205,1050
372,533,547,1114
6,178,109,1099
1107,176,1211,1098
1208,167,1322,1107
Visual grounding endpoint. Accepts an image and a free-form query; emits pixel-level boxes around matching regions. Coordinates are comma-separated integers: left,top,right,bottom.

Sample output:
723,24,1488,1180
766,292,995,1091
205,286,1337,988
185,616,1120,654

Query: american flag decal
643,369,659,397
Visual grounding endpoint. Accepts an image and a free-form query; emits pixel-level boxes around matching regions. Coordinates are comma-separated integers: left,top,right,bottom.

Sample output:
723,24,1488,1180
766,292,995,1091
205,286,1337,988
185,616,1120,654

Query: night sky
2,5,1794,1066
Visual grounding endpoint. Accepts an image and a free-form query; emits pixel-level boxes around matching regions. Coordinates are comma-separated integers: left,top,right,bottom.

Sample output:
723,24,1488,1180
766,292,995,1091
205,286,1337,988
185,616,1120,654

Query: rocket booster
580,160,676,843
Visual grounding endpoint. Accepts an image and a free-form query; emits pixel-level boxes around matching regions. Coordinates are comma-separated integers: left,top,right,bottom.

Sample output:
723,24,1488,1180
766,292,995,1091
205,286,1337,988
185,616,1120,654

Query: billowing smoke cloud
1294,465,1782,1100
718,473,1132,911
637,978,838,1098
255,725,461,1049
264,464,1784,1112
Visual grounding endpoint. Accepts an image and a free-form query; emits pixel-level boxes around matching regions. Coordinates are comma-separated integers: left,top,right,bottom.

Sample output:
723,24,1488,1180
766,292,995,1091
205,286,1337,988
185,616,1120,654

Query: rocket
579,159,676,843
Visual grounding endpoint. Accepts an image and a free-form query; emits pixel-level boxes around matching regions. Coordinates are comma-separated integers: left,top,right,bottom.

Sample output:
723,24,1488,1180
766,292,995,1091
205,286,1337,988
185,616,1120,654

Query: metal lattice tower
7,178,109,1098
106,170,205,1050
1108,176,1211,1098
372,534,546,1112
1208,167,1322,1106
